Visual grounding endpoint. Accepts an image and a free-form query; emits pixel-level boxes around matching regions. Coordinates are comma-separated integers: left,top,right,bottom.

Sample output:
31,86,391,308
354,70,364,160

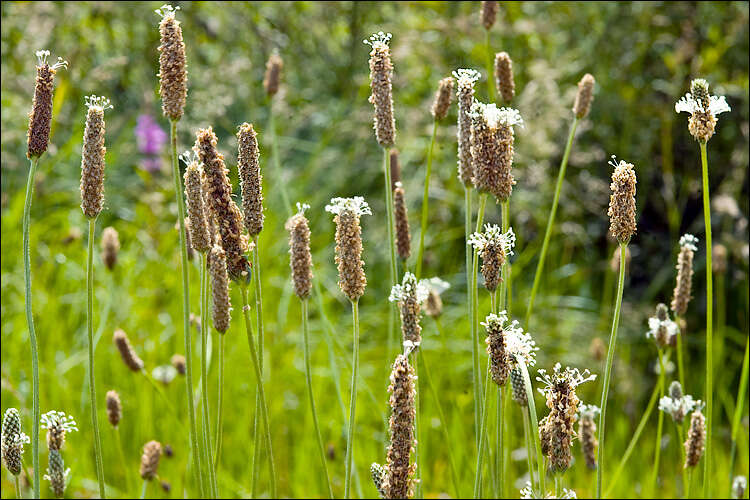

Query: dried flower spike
27,50,67,158
106,390,122,428
453,69,481,186
156,4,187,121
573,74,595,119
140,440,162,480
40,411,78,452
423,277,449,318
171,353,187,375
263,52,283,97
100,226,120,271
671,234,698,316
44,449,69,498
578,404,600,470
484,311,538,389
675,78,730,143
389,272,428,347
80,96,112,219
659,381,701,424
113,328,144,372
393,182,411,261
431,77,454,120
480,1,499,30
469,224,515,292
208,244,231,333
647,303,679,349
383,354,417,499
494,52,515,103
286,203,313,299
181,151,210,253
606,156,637,243
326,197,371,302
2,408,30,476
237,122,264,237
684,409,706,468
365,32,396,147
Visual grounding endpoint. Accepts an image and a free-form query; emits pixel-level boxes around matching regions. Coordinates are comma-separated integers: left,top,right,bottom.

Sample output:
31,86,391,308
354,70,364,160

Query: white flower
389,272,429,304
40,411,78,434
325,196,371,217
537,363,596,397
675,93,731,117
155,4,180,19
84,95,113,111
520,482,534,499
481,311,538,367
733,476,747,499
468,224,516,256
470,100,524,129
153,365,178,384
659,393,702,422
363,31,392,49
452,68,481,88
646,316,679,344
679,233,699,252
35,50,68,70
578,404,600,419
424,277,450,295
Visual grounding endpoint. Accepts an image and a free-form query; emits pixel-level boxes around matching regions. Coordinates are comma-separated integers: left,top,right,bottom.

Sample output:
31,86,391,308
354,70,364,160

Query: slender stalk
525,119,579,329
140,480,147,500
268,100,292,214
728,338,749,496
302,299,334,498
251,238,265,497
414,353,423,499
676,421,688,497
22,156,41,499
518,358,545,495
675,315,686,390
170,119,202,496
14,474,21,499
115,427,130,495
484,30,495,102
472,193,489,451
473,359,493,498
344,300,360,499
240,284,276,497
383,147,398,356
87,218,106,498
596,241,628,498
686,468,693,499
555,475,562,498
496,387,504,498
416,120,438,279
522,407,537,495
214,333,225,475
650,348,666,494
199,254,217,497
699,142,713,499
466,187,480,451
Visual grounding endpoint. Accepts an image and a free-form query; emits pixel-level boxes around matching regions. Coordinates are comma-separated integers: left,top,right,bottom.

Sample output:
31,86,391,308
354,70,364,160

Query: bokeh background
1,1,748,498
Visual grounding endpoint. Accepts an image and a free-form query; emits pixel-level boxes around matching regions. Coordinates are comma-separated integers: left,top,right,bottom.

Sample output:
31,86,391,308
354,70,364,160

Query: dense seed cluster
1,408,28,476
326,198,370,302
113,328,144,372
573,73,595,119
157,5,187,121
366,32,396,148
80,96,111,219
101,226,120,270
182,154,210,253
494,52,515,103
424,289,442,318
484,314,510,386
263,52,283,97
469,224,515,292
607,157,637,243
140,440,162,480
393,182,411,261
647,303,678,349
27,51,66,158
106,390,122,428
40,411,77,453
510,368,527,406
684,409,706,468
384,354,417,499
209,244,231,333
371,462,388,498
390,273,427,347
578,404,600,470
286,204,313,299
237,123,264,237
480,1,499,30
671,234,698,316
45,450,67,497
675,78,731,143
431,77,454,120
453,69,480,186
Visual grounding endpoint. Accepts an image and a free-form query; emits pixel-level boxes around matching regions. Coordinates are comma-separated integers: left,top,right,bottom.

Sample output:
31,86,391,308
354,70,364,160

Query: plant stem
596,241,628,498
699,141,713,499
473,359,493,499
416,120,438,279
199,254,216,497
240,284,276,497
525,119,578,329
214,333,225,475
675,314,686,390
686,468,693,499
22,156,41,500
115,427,130,495
518,358,546,495
729,338,749,496
170,119,203,497
14,474,21,499
522,406,537,495
251,238,265,497
344,300,360,499
555,475,563,498
466,187,480,452
140,480,148,500
651,348,666,494
472,193,489,450
268,99,292,215
87,218,106,498
485,30,495,102
302,299,334,498
383,147,398,357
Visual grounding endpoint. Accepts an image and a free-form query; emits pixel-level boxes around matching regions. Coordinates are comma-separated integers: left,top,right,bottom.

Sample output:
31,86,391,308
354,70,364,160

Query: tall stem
596,241,628,498
518,358,546,495
650,348,666,494
472,193,489,449
675,315,686,390
214,334,225,475
525,119,579,329
416,120,438,279
87,218,106,498
521,406,537,494
115,427,130,495
699,142,713,498
473,359,493,498
302,299,334,498
484,30,495,102
14,474,21,499
383,147,398,357
22,156,41,499
251,238,265,497
170,120,203,496
240,285,276,497
199,254,216,497
344,300,360,499
466,187,480,451
728,338,749,497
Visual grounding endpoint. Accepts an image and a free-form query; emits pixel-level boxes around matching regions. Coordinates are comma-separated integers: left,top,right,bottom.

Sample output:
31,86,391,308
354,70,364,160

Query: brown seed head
157,5,187,121
671,234,698,316
171,354,186,375
480,1,499,30
393,182,411,261
453,69,481,187
40,411,77,453
578,404,600,470
431,77,454,120
688,111,716,143
676,79,730,143
286,203,313,300
113,328,144,372
263,52,283,97
484,314,510,386
494,52,515,103
237,123,264,237
106,390,121,428
573,74,595,119
389,149,401,190
326,197,371,302
27,51,66,159
607,157,637,243
45,449,66,497
424,289,443,318
208,244,232,333
101,226,120,271
195,127,250,282
684,409,705,468
390,272,426,347
366,32,396,147
140,440,162,480
80,96,111,219
713,243,728,274
469,224,515,292
182,153,211,253
384,354,417,499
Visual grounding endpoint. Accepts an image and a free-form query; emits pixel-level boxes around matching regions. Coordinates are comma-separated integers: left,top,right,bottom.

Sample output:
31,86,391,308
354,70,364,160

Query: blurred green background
1,1,748,498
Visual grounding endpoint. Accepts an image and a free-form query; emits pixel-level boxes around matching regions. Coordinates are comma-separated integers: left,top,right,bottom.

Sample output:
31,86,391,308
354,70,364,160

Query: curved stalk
199,254,217,497
14,475,21,499
518,358,545,496
699,142,713,498
22,156,41,499
465,187,480,451
214,334,225,475
416,120,438,279
650,348,666,494
344,300,361,499
473,359,493,498
251,238,265,497
596,241,628,498
522,406,537,494
525,119,578,329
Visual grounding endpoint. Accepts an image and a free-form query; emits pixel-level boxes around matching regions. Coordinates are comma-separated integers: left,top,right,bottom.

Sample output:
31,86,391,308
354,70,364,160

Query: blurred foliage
1,1,748,498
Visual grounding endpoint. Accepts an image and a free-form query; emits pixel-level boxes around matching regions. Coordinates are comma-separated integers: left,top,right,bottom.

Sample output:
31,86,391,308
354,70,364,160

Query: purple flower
135,114,167,155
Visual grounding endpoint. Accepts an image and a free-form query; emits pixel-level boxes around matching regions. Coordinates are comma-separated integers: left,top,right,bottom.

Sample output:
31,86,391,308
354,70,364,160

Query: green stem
525,119,578,329
466,187,480,452
115,427,130,495
240,285,276,497
485,30,495,102
15,474,21,499
214,334,225,476
472,193,489,450
269,100,292,215
700,142,713,499
139,480,147,500
522,407,537,495
676,315,686,390
677,421,688,497
651,348,666,494
496,386,504,498
251,238,265,497
22,156,40,500
302,299,334,498
344,300,360,499
729,338,749,496
518,358,546,496
171,119,203,497
383,147,398,356
473,359,493,498
686,468,693,499
199,254,216,497
555,475,562,498
87,218,106,498
416,120,438,279
596,241,628,498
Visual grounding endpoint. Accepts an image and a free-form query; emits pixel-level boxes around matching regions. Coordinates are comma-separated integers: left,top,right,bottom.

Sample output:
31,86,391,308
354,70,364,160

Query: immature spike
157,5,187,121
393,182,411,261
101,226,120,270
208,244,231,333
390,273,427,347
237,122,264,237
607,157,637,243
40,411,77,453
384,354,417,499
389,149,401,190
366,32,396,147
454,69,480,186
183,156,210,253
469,224,515,292
484,315,510,386
195,127,250,282
675,78,730,143
684,409,706,468
1,408,28,476
27,51,66,158
371,462,388,498
44,449,67,498
671,234,698,316
286,203,313,300
480,1,499,30
573,73,595,119
171,354,186,375
431,77,454,120
510,368,527,406
263,52,283,97
424,289,443,318
113,328,144,372
139,440,162,480
578,404,600,470
106,390,122,428
494,52,515,103
80,96,111,219
326,198,371,302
